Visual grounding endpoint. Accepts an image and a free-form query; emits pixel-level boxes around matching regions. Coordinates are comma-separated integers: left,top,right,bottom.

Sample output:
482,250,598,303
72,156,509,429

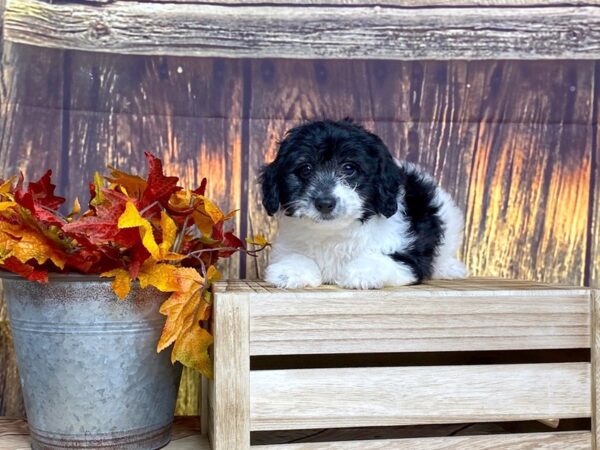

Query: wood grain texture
461,62,594,286
254,431,593,450
250,363,591,431
592,71,600,289
0,43,66,418
209,292,250,450
245,60,594,285
218,278,592,355
96,0,600,4
5,0,600,59
593,290,599,449
249,291,591,355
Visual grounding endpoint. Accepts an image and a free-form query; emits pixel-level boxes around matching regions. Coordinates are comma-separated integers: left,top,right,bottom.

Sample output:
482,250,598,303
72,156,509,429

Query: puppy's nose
314,197,336,214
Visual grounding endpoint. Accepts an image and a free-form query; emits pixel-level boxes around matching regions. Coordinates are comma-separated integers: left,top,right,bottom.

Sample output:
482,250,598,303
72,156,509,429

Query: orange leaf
101,268,131,300
138,261,180,292
107,167,148,199
10,228,65,269
170,324,213,379
157,267,205,351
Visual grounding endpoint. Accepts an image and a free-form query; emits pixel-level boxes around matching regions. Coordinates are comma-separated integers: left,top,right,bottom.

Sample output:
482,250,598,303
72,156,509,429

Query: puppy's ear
375,153,402,218
260,162,280,216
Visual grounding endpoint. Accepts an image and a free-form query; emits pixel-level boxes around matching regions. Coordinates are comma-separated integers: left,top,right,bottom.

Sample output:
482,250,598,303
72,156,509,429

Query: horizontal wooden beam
249,290,591,355
4,0,600,59
250,363,591,430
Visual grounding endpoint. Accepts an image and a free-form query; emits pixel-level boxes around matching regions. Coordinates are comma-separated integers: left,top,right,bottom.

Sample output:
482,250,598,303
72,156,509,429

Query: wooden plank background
0,45,598,415
5,0,600,60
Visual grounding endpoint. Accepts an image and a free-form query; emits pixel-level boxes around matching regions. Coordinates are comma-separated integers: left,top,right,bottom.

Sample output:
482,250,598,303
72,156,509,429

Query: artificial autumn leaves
0,153,267,378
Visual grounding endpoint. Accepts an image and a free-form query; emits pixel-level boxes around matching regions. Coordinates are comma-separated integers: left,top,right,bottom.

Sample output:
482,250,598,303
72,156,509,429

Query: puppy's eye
341,163,358,176
297,164,313,179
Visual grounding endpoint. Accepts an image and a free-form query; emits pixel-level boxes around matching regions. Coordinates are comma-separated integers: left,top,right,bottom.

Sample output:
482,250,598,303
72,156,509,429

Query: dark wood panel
248,60,594,124
64,51,243,415
0,43,65,417
591,62,600,289
246,60,595,283
465,123,592,285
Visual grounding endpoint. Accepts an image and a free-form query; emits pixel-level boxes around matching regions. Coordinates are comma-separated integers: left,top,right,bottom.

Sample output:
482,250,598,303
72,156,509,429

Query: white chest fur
270,211,413,284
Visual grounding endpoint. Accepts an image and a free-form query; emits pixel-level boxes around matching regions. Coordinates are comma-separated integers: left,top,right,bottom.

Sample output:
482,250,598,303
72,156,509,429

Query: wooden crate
206,278,597,450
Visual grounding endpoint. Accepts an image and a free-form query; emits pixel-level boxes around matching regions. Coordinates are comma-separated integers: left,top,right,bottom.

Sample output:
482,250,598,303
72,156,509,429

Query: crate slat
250,363,591,430
253,431,592,450
243,279,591,355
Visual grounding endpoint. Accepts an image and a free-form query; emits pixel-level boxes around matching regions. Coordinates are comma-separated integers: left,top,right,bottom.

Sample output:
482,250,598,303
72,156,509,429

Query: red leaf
64,187,140,247
140,152,181,207
193,178,208,196
15,172,24,192
14,191,65,227
27,170,65,210
129,241,150,278
1,257,48,282
220,231,244,257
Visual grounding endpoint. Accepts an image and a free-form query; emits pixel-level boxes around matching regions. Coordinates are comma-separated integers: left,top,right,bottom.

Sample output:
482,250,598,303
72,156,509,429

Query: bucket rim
0,271,109,282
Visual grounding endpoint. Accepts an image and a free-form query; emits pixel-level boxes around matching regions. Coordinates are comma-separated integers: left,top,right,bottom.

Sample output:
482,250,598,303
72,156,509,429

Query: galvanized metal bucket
2,273,182,450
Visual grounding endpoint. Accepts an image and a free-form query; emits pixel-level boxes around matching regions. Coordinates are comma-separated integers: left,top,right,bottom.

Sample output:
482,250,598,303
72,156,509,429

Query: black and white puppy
261,119,467,289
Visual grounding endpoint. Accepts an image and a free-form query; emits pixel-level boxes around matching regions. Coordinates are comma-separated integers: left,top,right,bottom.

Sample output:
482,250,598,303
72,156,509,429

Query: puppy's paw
336,256,415,289
433,258,468,279
336,265,386,289
265,258,322,289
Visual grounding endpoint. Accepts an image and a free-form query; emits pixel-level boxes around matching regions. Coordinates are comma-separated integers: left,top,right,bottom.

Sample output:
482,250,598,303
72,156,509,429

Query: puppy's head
261,120,401,225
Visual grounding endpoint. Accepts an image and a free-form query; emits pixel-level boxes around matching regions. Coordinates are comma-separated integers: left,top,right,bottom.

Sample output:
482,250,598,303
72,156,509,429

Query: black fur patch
259,119,401,219
390,169,444,283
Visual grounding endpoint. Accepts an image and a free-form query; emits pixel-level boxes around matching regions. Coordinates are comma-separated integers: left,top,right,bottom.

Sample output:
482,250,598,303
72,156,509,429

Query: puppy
260,119,468,289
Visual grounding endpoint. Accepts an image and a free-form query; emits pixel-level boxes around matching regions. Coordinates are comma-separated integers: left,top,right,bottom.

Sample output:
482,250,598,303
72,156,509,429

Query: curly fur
261,119,468,289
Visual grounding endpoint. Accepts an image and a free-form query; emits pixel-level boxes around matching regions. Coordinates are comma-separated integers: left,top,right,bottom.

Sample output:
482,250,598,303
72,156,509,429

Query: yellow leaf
101,268,131,300
0,201,17,212
91,172,105,206
0,178,14,195
192,211,214,237
137,261,180,292
206,265,221,283
159,211,177,254
170,324,214,379
198,196,224,223
66,198,81,221
117,201,160,258
246,234,269,246
72,197,81,215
